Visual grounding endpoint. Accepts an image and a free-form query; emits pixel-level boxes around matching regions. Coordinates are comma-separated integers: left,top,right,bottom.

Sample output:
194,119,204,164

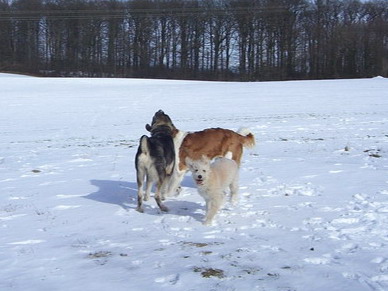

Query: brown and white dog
145,110,255,197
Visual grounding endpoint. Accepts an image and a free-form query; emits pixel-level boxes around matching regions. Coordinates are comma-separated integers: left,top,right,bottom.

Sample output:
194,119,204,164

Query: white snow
1,74,388,291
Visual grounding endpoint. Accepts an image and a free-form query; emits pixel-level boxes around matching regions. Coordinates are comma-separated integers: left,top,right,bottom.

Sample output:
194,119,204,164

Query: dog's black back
135,117,176,212
136,125,175,181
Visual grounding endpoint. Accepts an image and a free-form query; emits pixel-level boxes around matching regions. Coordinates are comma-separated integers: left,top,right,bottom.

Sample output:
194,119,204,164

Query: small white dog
187,156,239,225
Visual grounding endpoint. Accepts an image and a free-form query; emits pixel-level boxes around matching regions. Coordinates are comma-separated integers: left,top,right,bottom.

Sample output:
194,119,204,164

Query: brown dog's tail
237,128,256,148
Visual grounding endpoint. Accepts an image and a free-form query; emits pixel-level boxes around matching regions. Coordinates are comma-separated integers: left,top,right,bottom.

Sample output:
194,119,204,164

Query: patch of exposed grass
87,251,112,259
193,267,225,279
181,241,224,248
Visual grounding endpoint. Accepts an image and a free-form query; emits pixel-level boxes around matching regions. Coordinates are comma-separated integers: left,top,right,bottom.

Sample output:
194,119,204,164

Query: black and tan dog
135,110,176,213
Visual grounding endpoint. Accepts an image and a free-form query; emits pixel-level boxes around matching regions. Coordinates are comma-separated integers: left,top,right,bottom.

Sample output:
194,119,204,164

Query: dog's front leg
229,177,239,205
203,194,223,225
165,170,185,197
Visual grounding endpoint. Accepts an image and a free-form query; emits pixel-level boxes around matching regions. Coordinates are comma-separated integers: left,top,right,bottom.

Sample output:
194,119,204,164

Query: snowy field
1,73,388,291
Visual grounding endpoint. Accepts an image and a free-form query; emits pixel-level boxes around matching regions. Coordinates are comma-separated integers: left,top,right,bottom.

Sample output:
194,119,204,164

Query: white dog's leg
229,175,239,205
224,151,233,159
203,193,223,225
165,170,185,197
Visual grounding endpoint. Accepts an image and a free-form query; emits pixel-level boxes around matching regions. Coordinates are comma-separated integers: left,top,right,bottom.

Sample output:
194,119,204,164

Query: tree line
0,0,387,81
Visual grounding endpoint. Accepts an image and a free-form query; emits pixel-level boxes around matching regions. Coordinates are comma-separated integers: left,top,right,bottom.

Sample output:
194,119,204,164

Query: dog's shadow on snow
85,177,204,222
85,179,137,210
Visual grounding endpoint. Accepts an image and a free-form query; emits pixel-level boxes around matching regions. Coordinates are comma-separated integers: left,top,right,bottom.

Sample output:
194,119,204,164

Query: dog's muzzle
195,177,204,185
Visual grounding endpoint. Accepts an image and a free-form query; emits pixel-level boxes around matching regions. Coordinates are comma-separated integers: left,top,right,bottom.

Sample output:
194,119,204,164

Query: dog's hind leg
161,161,175,200
155,182,169,212
154,169,169,212
160,175,171,200
232,145,243,166
144,176,153,201
136,169,146,213
152,164,169,211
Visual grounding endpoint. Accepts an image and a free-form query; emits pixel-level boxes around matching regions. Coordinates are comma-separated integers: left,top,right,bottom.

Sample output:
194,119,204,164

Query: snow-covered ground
1,74,387,291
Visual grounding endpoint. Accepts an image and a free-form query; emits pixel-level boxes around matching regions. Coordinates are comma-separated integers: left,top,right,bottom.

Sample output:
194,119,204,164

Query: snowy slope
1,74,388,291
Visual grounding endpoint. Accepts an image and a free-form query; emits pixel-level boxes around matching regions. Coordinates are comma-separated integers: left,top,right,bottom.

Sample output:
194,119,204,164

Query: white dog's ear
200,155,209,164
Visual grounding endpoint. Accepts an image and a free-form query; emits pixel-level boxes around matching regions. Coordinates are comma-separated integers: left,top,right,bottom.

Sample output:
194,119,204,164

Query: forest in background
0,0,387,81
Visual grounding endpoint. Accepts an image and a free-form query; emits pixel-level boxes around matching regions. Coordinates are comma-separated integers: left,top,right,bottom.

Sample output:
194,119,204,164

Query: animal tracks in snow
267,183,322,197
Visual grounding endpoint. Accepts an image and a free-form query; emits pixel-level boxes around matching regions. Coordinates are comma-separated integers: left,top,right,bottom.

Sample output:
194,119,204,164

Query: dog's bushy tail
237,127,256,148
139,135,149,154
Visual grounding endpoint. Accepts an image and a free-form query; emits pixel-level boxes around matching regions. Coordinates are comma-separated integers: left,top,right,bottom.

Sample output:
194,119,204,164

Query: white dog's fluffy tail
237,127,256,148
237,127,252,136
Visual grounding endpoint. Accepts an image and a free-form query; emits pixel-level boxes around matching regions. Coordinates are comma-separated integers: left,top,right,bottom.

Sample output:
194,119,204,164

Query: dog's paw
160,205,169,212
230,197,239,206
174,186,182,196
136,207,144,213
202,219,213,226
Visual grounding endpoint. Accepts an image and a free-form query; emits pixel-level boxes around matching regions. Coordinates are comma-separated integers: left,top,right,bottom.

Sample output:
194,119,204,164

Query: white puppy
187,157,239,225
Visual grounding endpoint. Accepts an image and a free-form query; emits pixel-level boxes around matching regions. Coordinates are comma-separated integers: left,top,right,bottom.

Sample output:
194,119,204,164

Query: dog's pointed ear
145,124,152,131
171,128,178,137
200,155,209,163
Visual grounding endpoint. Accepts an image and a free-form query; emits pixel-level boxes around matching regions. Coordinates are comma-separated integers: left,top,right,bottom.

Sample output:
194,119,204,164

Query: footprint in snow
8,239,46,245
53,205,81,211
267,183,320,197
304,255,333,265
380,190,388,195
0,213,27,221
154,274,180,286
338,243,359,254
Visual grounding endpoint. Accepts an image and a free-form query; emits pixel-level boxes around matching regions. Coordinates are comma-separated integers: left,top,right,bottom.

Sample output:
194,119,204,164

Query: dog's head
146,110,177,135
186,156,210,186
